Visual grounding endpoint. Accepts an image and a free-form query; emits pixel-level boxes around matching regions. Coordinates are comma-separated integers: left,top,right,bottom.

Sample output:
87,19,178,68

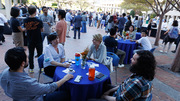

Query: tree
145,0,175,46
120,0,153,13
75,0,90,11
130,10,135,18
167,0,180,72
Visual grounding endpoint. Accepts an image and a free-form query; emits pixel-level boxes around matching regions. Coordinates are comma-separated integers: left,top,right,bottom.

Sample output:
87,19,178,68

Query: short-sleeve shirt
0,13,8,26
24,17,43,43
44,44,65,67
10,17,21,32
137,37,152,50
56,19,67,43
118,17,126,29
104,36,118,53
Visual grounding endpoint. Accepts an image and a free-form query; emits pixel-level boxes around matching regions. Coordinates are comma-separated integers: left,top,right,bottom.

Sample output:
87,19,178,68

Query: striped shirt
114,74,153,101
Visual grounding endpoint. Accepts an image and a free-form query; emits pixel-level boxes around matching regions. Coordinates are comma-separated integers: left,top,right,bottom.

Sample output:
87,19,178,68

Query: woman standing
81,12,87,33
160,20,180,53
10,7,26,47
106,16,114,33
124,16,132,31
147,19,153,36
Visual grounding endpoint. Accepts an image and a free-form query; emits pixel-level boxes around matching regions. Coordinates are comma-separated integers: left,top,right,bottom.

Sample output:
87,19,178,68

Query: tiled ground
0,25,180,101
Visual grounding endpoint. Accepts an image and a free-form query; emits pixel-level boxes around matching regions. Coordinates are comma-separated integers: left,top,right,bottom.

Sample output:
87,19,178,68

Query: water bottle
75,53,80,66
88,65,95,81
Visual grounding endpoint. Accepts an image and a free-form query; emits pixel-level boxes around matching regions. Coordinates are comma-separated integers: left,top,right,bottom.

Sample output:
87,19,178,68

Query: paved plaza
0,26,180,101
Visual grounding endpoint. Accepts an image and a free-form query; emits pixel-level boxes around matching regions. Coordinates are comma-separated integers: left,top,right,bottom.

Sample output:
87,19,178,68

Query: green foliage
97,8,102,12
75,0,90,11
150,13,156,19
52,3,57,6
130,10,135,18
32,2,36,5
18,0,29,4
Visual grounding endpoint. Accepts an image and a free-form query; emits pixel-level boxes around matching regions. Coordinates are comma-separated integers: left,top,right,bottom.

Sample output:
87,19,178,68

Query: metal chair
107,52,120,84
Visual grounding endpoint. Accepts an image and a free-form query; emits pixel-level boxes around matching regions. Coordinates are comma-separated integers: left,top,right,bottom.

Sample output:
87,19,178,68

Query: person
87,34,107,65
97,12,102,29
44,33,70,77
88,50,156,101
24,5,43,73
147,19,152,36
160,20,180,53
81,12,87,33
161,19,168,30
101,13,106,29
106,16,114,33
0,13,8,45
56,10,67,45
0,47,73,101
117,13,126,35
172,34,180,53
39,6,54,44
104,28,126,68
89,12,93,27
126,25,136,40
137,17,143,32
133,16,138,29
133,30,152,53
65,9,72,38
73,12,82,39
10,7,26,47
124,16,132,31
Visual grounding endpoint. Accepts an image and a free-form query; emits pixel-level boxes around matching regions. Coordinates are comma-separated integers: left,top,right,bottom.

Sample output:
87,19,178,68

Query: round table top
54,60,110,85
117,39,136,45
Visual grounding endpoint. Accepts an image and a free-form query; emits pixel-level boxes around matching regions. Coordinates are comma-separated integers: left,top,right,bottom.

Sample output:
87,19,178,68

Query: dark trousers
41,32,49,44
0,26,4,42
44,90,71,101
118,28,124,36
89,20,92,26
115,49,126,64
44,66,57,78
28,42,43,69
74,27,80,39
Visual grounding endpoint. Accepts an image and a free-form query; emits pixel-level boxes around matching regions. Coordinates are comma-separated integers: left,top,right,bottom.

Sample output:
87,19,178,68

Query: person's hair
128,16,131,20
5,47,26,71
83,12,86,15
10,7,20,18
108,16,114,23
93,34,102,42
122,13,126,17
141,29,147,35
28,5,36,15
48,33,58,43
172,20,178,27
129,50,156,81
58,10,66,18
129,25,134,31
42,6,46,11
135,16,138,20
148,19,153,24
110,28,116,36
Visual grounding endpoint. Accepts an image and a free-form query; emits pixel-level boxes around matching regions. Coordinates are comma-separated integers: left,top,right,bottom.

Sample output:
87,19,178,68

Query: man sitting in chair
88,50,156,101
0,47,73,101
104,28,126,68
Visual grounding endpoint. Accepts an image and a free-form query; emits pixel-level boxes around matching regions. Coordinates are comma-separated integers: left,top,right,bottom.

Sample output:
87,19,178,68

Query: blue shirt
0,68,58,101
65,12,72,22
118,17,126,29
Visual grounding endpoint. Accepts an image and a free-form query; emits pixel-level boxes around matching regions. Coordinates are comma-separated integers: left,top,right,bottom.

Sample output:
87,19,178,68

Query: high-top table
53,60,111,101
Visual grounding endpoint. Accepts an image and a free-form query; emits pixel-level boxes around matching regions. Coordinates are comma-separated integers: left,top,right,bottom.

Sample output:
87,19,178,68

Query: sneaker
171,50,176,53
66,36,71,38
35,55,38,58
118,64,124,68
0,43,2,45
41,68,44,72
29,69,34,73
159,50,164,53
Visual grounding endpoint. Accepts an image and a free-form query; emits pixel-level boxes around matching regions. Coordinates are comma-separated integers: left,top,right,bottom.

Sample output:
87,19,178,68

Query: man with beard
0,47,73,101
88,50,156,101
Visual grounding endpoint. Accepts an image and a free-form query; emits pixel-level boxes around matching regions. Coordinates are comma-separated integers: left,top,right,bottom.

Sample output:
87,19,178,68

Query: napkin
62,68,70,73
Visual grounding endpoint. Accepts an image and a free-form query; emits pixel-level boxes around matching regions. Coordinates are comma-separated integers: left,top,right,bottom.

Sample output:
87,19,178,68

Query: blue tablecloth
136,32,141,40
53,60,111,101
117,39,137,64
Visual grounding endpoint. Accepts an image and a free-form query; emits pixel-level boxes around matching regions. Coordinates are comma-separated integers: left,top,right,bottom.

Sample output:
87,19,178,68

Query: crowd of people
0,2,179,101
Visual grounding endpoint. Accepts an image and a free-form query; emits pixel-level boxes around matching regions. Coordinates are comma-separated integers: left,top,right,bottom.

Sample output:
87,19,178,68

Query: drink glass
67,59,74,74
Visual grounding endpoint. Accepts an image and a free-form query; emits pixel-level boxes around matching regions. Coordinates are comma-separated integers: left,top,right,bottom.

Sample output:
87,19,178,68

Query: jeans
74,27,80,39
89,20,92,26
0,26,4,42
44,90,71,101
28,42,43,69
41,32,49,44
66,21,71,36
81,21,86,33
94,20,97,27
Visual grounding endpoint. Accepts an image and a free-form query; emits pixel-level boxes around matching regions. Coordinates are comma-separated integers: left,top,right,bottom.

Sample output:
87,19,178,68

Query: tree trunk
154,14,164,46
171,44,180,72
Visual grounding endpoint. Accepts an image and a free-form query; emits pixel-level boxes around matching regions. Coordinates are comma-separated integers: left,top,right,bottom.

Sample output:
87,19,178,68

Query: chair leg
115,66,117,85
38,68,42,82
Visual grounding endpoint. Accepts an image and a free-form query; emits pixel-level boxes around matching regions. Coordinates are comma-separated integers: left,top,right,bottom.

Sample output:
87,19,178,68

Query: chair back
107,52,120,66
150,48,156,53
38,54,44,69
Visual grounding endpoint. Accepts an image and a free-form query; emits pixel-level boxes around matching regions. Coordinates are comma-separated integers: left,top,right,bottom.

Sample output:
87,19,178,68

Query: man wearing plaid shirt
89,50,156,101
102,50,155,101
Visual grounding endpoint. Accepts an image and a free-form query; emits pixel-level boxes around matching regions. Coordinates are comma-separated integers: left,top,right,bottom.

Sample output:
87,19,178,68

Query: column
5,0,11,19
13,0,18,5
0,0,2,8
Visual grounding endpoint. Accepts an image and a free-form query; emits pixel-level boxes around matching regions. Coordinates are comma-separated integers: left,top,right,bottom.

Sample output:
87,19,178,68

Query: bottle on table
88,65,95,81
75,53,80,66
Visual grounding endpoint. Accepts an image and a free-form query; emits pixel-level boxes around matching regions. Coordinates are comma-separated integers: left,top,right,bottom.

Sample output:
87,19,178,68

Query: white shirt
43,44,65,67
137,37,152,50
0,13,8,26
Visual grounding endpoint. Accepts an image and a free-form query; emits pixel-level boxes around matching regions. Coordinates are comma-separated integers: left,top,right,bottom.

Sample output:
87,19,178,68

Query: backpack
168,27,179,39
